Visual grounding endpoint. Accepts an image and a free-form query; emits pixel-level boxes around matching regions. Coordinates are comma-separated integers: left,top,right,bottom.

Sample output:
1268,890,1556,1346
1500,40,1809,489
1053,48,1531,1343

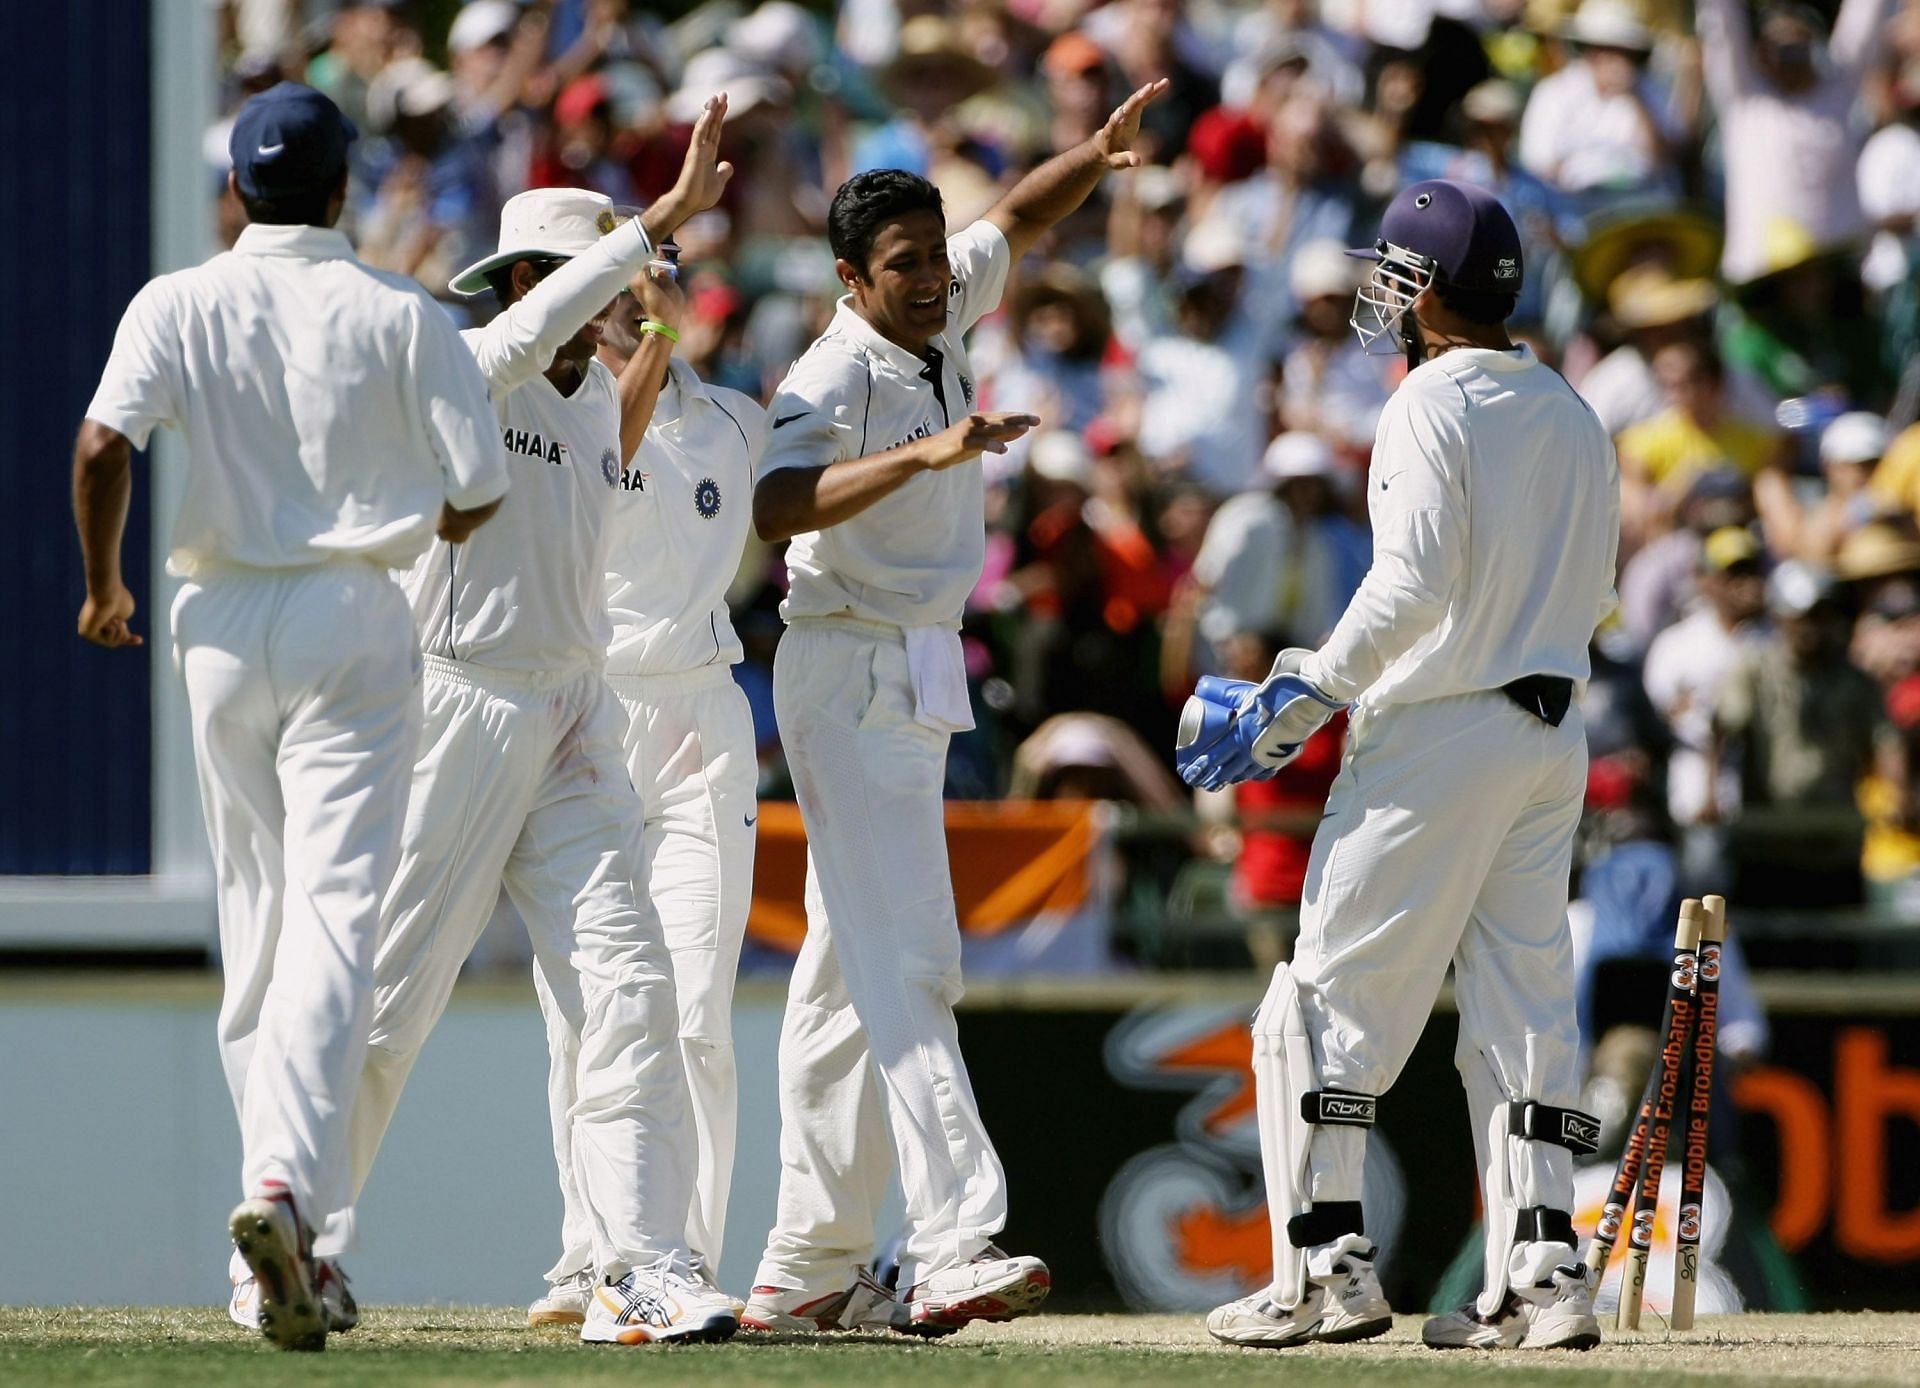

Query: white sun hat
1262,431,1337,482
1029,430,1096,487
1820,411,1891,468
450,187,622,297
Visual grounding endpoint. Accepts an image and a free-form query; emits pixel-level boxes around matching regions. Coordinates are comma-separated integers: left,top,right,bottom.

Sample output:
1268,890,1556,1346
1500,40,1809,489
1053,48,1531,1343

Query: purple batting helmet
1348,179,1522,354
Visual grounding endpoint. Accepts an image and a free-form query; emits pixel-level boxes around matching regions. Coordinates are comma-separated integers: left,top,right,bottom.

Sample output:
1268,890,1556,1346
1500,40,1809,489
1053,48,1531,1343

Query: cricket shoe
1422,1264,1599,1351
691,1262,747,1319
1206,1246,1392,1347
315,1259,358,1332
740,1268,908,1333
228,1182,326,1352
903,1245,1051,1335
580,1255,740,1345
527,1268,593,1327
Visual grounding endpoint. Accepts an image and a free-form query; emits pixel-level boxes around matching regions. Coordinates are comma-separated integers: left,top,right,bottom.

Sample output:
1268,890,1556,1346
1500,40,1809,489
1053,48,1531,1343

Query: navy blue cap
1349,179,1523,296
229,82,357,201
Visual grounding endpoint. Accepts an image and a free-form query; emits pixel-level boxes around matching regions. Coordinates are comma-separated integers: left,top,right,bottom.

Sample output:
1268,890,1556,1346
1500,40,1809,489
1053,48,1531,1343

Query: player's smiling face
842,210,951,354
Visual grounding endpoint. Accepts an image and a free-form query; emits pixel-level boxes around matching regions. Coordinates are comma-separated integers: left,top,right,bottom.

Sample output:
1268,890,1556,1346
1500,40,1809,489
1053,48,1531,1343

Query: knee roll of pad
1513,1205,1577,1247
1505,1100,1600,1155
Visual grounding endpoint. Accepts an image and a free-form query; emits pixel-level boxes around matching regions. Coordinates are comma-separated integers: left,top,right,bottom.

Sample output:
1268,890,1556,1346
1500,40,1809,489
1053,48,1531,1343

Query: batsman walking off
1177,179,1621,1351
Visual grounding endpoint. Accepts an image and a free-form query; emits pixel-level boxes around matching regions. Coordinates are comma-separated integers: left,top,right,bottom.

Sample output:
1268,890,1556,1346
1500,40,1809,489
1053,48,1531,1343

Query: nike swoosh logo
744,813,758,827
256,142,285,156
1378,472,1402,490
773,413,808,429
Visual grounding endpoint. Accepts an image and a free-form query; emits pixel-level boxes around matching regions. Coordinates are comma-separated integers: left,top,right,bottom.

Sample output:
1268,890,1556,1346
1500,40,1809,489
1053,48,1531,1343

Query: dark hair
482,256,568,307
1433,278,1518,327
239,184,336,228
827,170,945,277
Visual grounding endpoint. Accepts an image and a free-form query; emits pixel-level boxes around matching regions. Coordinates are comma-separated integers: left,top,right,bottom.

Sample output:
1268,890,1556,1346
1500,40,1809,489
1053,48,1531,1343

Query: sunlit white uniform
1284,345,1619,1305
84,223,507,1230
540,358,767,1282
315,218,699,1281
751,220,1013,1297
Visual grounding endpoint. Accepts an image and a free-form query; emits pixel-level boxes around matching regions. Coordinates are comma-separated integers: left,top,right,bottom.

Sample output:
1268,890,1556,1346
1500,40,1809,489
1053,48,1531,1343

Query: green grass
3,1309,1917,1388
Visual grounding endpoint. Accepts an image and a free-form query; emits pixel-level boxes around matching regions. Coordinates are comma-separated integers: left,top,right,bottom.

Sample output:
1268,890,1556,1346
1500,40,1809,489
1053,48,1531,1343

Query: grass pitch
2,1309,1916,1387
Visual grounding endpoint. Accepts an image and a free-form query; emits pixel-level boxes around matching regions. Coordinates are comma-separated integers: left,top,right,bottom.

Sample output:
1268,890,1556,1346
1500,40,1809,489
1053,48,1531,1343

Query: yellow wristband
639,320,681,344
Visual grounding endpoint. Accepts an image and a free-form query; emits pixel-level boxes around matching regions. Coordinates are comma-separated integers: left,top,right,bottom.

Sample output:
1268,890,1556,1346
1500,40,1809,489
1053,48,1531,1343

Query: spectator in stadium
1719,234,1890,406
1132,220,1273,495
1167,431,1368,683
355,58,498,295
993,266,1115,437
1574,265,1776,439
1518,0,1684,203
1858,58,1920,297
1082,0,1220,160
1798,412,1894,564
1709,562,1895,907
1276,238,1392,454
1696,0,1896,285
1840,521,1920,686
1615,340,1789,549
1642,525,1772,892
1100,163,1186,350
1618,468,1757,654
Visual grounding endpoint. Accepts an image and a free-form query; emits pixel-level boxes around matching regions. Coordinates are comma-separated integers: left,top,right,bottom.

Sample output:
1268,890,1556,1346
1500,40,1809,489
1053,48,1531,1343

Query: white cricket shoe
740,1268,908,1333
580,1256,740,1345
691,1262,747,1319
1422,1264,1599,1351
228,1183,326,1352
1207,1246,1393,1348
527,1269,594,1327
228,1249,261,1331
903,1245,1051,1334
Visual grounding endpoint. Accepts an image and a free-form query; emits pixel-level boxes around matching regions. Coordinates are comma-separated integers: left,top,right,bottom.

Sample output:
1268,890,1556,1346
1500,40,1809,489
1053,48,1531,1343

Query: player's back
1367,345,1618,707
115,226,478,575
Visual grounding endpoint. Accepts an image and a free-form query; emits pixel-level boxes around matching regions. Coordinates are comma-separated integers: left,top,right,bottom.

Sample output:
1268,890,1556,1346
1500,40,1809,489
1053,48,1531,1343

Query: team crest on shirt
601,447,619,487
694,477,722,519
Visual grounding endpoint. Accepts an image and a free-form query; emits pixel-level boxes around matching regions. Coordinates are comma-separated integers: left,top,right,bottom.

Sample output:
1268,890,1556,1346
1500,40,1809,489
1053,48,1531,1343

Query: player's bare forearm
752,446,938,543
73,421,131,597
753,411,1037,542
71,420,143,648
616,337,675,462
438,496,501,544
987,79,1168,261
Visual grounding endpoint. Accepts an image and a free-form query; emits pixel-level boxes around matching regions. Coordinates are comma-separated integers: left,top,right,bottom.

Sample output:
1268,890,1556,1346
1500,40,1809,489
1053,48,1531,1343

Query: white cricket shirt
1303,345,1620,709
604,359,768,676
399,216,659,675
85,223,507,576
757,219,1012,628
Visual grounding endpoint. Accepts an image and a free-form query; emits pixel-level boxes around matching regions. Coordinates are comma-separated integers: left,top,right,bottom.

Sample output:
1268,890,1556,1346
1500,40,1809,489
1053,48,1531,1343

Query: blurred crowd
213,0,1920,965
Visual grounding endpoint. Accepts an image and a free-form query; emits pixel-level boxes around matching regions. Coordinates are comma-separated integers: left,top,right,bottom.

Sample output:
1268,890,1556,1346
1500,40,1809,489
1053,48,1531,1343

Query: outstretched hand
649,94,735,240
1092,80,1170,171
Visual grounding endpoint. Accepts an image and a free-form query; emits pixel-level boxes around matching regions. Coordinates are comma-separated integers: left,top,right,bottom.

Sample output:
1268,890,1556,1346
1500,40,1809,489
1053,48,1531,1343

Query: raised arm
1831,0,1895,77
615,256,686,463
1694,0,1759,107
985,80,1168,262
466,95,732,395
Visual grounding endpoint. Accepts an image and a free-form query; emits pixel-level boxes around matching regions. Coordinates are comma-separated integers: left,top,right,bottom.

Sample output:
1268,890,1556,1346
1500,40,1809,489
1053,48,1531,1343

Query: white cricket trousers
754,619,1007,1297
1285,690,1586,1293
314,655,693,1278
174,562,419,1225
539,664,757,1280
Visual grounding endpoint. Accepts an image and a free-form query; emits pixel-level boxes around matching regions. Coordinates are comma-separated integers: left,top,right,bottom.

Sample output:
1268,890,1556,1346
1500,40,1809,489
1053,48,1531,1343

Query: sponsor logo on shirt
503,427,570,466
694,477,722,519
888,420,938,451
960,374,975,408
619,466,649,492
601,447,619,488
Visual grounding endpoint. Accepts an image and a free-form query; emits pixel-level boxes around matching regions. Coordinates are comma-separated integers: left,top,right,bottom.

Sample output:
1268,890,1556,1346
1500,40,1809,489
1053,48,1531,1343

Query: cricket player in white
313,100,740,1346
73,84,508,1352
520,248,768,1326
744,80,1168,1335
1178,180,1620,1351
